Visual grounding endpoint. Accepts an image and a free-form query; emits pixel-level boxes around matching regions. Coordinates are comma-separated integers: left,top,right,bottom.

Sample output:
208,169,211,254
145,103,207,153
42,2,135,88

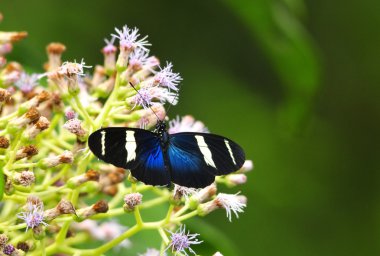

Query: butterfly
88,120,245,188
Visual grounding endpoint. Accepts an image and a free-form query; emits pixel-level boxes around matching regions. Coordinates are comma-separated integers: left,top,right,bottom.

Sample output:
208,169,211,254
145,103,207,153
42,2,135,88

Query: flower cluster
0,14,253,256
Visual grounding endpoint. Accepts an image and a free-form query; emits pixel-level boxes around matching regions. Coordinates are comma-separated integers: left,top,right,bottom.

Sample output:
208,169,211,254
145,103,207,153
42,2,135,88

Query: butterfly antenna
128,82,161,122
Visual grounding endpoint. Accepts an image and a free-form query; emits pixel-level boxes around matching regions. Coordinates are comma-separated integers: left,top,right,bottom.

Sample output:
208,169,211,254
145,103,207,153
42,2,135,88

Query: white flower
215,192,247,222
15,72,39,93
17,202,47,231
129,48,150,70
169,115,208,134
60,59,91,76
153,62,182,91
240,160,254,172
166,225,202,256
112,25,150,52
102,37,117,54
129,85,178,109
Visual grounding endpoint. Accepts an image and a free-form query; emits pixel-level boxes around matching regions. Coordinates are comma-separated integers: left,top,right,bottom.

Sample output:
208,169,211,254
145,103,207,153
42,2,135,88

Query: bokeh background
1,0,380,255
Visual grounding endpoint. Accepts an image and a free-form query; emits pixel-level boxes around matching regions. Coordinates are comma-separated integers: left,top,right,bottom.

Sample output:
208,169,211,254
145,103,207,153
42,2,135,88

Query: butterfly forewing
88,127,170,186
169,132,245,176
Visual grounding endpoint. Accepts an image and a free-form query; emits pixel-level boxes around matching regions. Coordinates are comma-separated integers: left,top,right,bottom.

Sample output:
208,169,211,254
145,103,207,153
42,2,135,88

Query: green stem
172,210,199,223
40,165,69,188
4,133,22,171
10,162,37,170
82,225,141,255
73,94,96,129
164,204,175,223
112,114,134,121
134,206,144,227
158,227,170,245
0,111,18,124
173,204,189,218
0,223,26,231
95,72,121,127
41,140,65,154
139,196,168,210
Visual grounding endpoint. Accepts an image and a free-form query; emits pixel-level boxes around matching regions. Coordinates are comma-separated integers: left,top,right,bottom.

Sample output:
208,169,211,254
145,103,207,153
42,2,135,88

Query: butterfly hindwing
168,132,245,188
88,127,170,186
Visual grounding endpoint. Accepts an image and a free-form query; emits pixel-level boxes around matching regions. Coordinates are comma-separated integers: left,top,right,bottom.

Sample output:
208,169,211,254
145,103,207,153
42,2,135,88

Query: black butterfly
88,120,245,188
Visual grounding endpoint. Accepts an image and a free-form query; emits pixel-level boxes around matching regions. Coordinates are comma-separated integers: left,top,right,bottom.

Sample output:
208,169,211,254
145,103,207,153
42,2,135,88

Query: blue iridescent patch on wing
131,138,170,186
168,134,215,188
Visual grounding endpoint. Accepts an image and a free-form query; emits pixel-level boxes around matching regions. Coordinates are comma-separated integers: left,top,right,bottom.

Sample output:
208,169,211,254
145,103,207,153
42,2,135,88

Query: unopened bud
189,183,217,209
77,200,108,219
16,241,32,253
15,145,38,160
0,31,28,43
91,65,106,86
4,176,14,195
19,91,51,112
102,40,117,73
0,88,11,103
0,234,8,249
238,160,253,173
0,136,9,148
63,118,87,141
23,116,50,140
13,171,35,186
44,199,76,221
0,42,12,55
38,150,73,168
46,43,66,72
123,193,142,212
102,185,118,196
67,169,100,188
108,169,126,184
26,195,43,208
64,108,77,120
8,107,40,131
32,225,45,240
225,174,247,186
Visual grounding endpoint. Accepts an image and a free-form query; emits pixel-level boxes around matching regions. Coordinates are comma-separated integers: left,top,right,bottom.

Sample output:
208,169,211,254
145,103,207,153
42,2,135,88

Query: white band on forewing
126,130,137,163
195,135,216,168
224,139,236,165
101,130,106,156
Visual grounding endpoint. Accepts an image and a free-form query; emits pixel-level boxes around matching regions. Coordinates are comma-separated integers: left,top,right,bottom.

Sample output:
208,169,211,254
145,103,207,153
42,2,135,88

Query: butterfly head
155,120,167,134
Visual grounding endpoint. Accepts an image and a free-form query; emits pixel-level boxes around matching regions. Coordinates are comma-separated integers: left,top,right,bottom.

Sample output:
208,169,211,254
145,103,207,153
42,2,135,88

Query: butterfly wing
168,132,245,188
88,128,170,186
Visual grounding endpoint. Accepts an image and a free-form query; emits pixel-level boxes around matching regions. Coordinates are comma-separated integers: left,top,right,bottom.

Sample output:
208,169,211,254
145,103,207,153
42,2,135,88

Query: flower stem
73,94,96,129
158,227,169,245
172,210,199,223
95,72,121,127
82,224,141,255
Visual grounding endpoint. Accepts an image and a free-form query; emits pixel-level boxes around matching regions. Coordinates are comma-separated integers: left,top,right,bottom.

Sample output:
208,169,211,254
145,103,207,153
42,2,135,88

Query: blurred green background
1,0,380,255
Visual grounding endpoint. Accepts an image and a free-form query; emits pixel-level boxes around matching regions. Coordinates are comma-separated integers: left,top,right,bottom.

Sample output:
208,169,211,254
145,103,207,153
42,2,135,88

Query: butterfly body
88,121,245,188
